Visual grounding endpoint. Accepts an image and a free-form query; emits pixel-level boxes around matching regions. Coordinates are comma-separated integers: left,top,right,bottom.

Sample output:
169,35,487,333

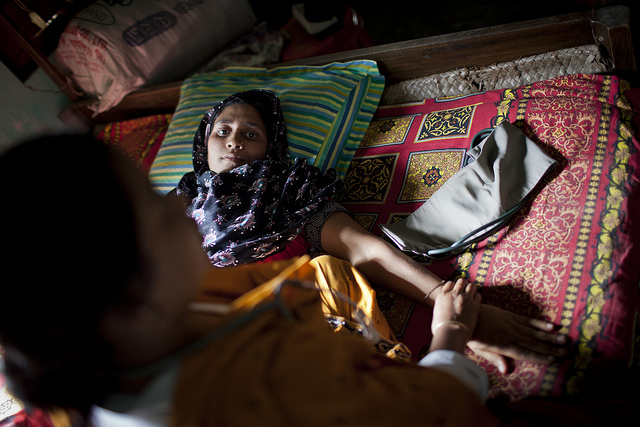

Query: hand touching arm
429,279,480,353
320,211,568,373
422,278,489,400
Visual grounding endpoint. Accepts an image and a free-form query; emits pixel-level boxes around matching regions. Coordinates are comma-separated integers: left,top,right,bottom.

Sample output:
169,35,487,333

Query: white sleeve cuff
418,350,489,401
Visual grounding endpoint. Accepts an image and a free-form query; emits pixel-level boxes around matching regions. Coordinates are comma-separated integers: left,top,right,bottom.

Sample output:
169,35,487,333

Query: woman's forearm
320,212,445,305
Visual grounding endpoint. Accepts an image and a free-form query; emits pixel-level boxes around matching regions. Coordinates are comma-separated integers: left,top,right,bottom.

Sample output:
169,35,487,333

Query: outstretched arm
320,211,568,373
320,211,445,305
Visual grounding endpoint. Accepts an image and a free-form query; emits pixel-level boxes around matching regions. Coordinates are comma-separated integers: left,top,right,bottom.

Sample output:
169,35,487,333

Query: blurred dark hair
0,134,142,414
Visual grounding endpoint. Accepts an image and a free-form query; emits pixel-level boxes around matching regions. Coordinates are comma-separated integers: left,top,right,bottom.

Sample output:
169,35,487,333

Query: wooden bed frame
65,5,636,126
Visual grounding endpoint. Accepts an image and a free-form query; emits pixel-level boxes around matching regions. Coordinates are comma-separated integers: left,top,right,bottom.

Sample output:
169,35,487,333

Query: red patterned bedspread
340,74,640,401
94,114,172,173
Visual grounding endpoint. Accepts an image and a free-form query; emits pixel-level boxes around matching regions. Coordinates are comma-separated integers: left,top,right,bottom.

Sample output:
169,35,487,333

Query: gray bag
380,121,557,258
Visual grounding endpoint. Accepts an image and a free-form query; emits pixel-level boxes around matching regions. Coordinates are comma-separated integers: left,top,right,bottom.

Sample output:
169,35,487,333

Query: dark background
253,0,638,71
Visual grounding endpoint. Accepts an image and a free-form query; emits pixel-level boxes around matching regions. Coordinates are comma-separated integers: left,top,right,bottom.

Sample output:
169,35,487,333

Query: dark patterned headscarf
175,90,340,267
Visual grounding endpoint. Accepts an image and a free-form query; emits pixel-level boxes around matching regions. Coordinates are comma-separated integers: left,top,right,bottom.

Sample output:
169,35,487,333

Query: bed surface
341,74,640,401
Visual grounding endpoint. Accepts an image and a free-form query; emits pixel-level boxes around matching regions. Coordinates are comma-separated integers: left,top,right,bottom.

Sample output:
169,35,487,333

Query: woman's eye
216,129,229,136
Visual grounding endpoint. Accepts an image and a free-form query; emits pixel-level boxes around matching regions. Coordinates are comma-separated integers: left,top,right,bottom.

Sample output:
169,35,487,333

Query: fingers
440,279,456,293
510,330,568,360
459,280,482,305
473,304,570,367
515,315,568,346
472,323,568,365
452,278,465,293
441,278,470,294
467,342,509,374
453,279,481,304
464,280,480,299
522,317,565,336
501,341,566,364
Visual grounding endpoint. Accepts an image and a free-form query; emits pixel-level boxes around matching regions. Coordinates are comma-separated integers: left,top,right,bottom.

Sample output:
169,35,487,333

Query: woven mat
381,44,608,104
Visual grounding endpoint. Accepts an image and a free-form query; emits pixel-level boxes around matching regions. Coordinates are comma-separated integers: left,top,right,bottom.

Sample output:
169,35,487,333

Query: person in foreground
173,89,569,374
0,134,499,426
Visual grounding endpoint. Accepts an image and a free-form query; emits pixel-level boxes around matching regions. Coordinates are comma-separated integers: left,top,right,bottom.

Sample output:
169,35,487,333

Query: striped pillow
149,60,385,193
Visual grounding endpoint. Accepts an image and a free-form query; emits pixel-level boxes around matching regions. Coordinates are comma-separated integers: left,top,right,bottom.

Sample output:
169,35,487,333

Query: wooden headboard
65,6,636,127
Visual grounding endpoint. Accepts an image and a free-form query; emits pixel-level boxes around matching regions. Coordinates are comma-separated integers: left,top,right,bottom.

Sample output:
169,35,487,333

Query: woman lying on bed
0,134,497,425
172,89,569,375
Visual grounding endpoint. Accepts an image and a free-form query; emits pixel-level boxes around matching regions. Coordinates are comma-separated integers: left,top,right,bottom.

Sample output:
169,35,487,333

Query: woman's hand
319,212,569,370
468,304,569,374
429,279,481,353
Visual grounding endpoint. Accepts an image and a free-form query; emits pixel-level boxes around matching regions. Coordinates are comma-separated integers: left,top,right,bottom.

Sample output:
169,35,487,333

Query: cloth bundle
381,121,557,258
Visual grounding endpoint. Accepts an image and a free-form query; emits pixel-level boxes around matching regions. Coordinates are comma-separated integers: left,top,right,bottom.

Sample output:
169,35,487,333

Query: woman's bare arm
320,211,568,373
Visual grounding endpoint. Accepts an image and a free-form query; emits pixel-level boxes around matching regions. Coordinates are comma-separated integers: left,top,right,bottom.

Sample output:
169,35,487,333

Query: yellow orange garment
172,256,498,426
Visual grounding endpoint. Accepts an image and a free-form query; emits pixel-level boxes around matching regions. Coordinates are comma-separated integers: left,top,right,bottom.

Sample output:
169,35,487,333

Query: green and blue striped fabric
149,60,385,194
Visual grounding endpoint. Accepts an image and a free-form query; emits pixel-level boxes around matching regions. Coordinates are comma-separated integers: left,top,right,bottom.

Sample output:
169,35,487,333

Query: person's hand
429,279,481,353
468,304,569,374
432,279,481,335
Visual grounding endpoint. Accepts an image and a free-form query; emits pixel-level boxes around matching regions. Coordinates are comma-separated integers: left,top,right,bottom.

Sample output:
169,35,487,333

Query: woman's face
207,103,269,173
